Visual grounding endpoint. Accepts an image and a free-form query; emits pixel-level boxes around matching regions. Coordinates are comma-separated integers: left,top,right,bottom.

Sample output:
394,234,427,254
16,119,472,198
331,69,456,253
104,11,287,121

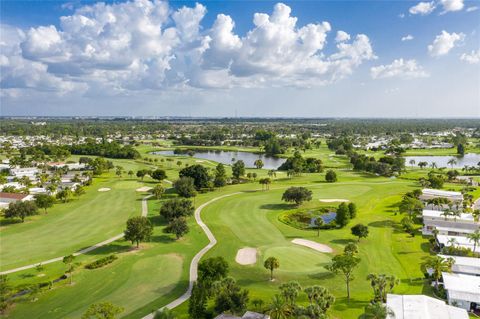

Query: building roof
0,192,28,200
438,255,480,276
442,272,480,303
386,294,468,319
242,311,270,319
422,210,475,223
435,226,475,234
421,189,463,200
436,235,476,250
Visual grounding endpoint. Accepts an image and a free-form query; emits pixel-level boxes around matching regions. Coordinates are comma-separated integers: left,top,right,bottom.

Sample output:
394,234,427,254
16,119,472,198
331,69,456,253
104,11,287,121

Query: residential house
422,210,479,236
438,255,480,276
442,272,480,311
0,192,35,209
386,293,468,319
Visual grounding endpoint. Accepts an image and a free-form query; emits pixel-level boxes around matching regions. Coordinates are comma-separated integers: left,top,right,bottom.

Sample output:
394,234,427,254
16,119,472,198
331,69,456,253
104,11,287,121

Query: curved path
142,192,242,319
0,194,153,275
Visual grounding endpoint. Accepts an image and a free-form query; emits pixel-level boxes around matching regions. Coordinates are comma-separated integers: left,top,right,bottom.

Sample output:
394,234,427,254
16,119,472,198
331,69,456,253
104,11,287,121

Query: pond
310,212,337,227
404,153,480,169
152,150,286,170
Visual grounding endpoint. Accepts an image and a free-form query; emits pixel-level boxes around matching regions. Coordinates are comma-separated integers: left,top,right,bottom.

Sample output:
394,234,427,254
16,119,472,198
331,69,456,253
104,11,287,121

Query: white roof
435,226,475,234
437,235,476,249
421,189,463,200
439,255,480,275
442,272,480,303
422,210,475,223
386,294,468,319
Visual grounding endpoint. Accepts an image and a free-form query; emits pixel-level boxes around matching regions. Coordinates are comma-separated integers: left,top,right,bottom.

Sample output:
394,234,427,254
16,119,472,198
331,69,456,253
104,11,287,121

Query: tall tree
4,201,38,222
160,198,194,221
35,194,55,213
467,229,480,253
254,159,264,169
268,295,291,319
335,203,350,228
179,165,210,189
351,224,369,242
325,170,337,183
151,169,167,182
281,187,313,206
366,273,399,302
423,256,454,288
173,177,197,198
264,257,280,281
214,163,227,187
152,184,165,199
165,217,189,239
232,160,246,179
326,253,361,300
63,254,76,285
124,216,153,248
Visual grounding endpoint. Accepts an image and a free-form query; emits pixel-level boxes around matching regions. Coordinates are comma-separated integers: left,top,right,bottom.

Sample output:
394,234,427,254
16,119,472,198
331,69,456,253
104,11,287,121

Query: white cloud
401,35,414,41
440,0,464,13
466,6,478,12
370,58,429,79
2,1,377,95
335,30,350,42
409,1,436,15
460,49,480,64
428,30,465,56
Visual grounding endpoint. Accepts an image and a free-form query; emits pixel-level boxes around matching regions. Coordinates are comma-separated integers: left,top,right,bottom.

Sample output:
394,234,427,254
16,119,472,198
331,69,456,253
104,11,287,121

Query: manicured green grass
4,144,477,319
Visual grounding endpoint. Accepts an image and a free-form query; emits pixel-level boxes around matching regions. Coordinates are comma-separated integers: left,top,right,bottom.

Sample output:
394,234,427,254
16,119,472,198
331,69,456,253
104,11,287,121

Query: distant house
386,293,468,319
48,162,86,170
0,192,35,209
420,189,463,203
438,255,480,276
442,272,480,311
9,167,39,180
214,311,270,319
422,210,479,236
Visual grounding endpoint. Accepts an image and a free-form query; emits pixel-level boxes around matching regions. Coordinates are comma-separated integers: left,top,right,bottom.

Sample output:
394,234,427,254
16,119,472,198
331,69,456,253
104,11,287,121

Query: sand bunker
235,247,257,265
291,239,333,253
195,160,205,163
136,186,153,192
98,188,111,192
319,199,349,203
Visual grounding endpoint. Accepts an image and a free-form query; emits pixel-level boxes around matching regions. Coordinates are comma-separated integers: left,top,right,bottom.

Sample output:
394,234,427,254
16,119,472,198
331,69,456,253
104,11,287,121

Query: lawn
2,145,470,319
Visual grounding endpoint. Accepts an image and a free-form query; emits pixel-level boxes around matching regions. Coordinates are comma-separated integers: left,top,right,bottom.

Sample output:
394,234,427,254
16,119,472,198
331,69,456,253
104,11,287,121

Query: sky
0,0,479,117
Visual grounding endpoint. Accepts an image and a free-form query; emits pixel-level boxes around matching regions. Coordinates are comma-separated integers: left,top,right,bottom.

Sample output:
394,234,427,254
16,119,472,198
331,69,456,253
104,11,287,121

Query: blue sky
1,0,479,117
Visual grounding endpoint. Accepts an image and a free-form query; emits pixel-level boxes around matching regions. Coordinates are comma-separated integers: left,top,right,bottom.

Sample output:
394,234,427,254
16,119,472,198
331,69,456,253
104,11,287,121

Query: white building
442,272,480,311
422,210,479,236
438,255,480,276
9,167,39,180
386,294,468,319
0,192,35,209
420,189,463,203
436,234,477,251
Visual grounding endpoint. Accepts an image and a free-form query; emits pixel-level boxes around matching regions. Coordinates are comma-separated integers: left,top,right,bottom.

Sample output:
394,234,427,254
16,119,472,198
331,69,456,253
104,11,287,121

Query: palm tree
440,210,450,221
447,237,458,248
424,256,454,288
447,158,457,168
467,230,480,253
268,295,291,319
264,256,280,281
364,302,394,319
409,159,416,166
430,162,437,170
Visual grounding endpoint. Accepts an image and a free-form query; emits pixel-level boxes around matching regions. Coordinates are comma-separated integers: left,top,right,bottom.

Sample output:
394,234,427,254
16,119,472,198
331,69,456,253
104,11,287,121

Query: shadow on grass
368,220,395,228
83,243,132,256
307,272,335,280
0,218,22,226
332,297,368,312
151,234,176,244
330,238,354,245
260,203,293,211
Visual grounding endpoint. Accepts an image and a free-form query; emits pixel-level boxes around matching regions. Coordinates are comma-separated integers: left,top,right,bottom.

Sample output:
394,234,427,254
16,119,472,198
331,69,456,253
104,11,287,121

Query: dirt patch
235,247,257,265
98,188,111,192
319,199,349,203
291,239,333,253
136,186,153,192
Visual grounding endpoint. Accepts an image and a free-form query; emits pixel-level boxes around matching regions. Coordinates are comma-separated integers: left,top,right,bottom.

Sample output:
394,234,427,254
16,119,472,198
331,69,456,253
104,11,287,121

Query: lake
404,153,480,168
152,150,286,170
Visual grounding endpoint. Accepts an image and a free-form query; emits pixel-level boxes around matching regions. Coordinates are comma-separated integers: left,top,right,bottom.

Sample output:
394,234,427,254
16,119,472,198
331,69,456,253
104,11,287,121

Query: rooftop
0,192,28,200
438,255,480,276
421,189,463,200
422,210,475,223
442,272,480,303
386,294,468,319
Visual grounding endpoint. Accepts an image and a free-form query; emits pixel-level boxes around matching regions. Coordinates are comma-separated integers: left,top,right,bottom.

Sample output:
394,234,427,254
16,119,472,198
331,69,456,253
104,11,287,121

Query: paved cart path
142,192,242,319
0,194,153,275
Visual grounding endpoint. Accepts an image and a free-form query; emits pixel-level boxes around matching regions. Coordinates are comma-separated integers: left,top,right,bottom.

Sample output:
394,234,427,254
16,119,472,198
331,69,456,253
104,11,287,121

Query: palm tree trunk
346,280,350,300
270,269,273,281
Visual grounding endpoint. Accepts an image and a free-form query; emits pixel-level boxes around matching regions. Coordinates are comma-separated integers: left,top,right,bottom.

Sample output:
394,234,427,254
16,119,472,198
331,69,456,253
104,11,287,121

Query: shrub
85,255,118,269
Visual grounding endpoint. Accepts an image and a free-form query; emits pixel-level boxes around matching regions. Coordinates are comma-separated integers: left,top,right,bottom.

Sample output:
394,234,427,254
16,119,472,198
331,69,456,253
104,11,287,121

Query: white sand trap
291,239,333,253
319,199,349,203
195,160,205,163
235,247,257,265
98,188,111,192
136,186,153,192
